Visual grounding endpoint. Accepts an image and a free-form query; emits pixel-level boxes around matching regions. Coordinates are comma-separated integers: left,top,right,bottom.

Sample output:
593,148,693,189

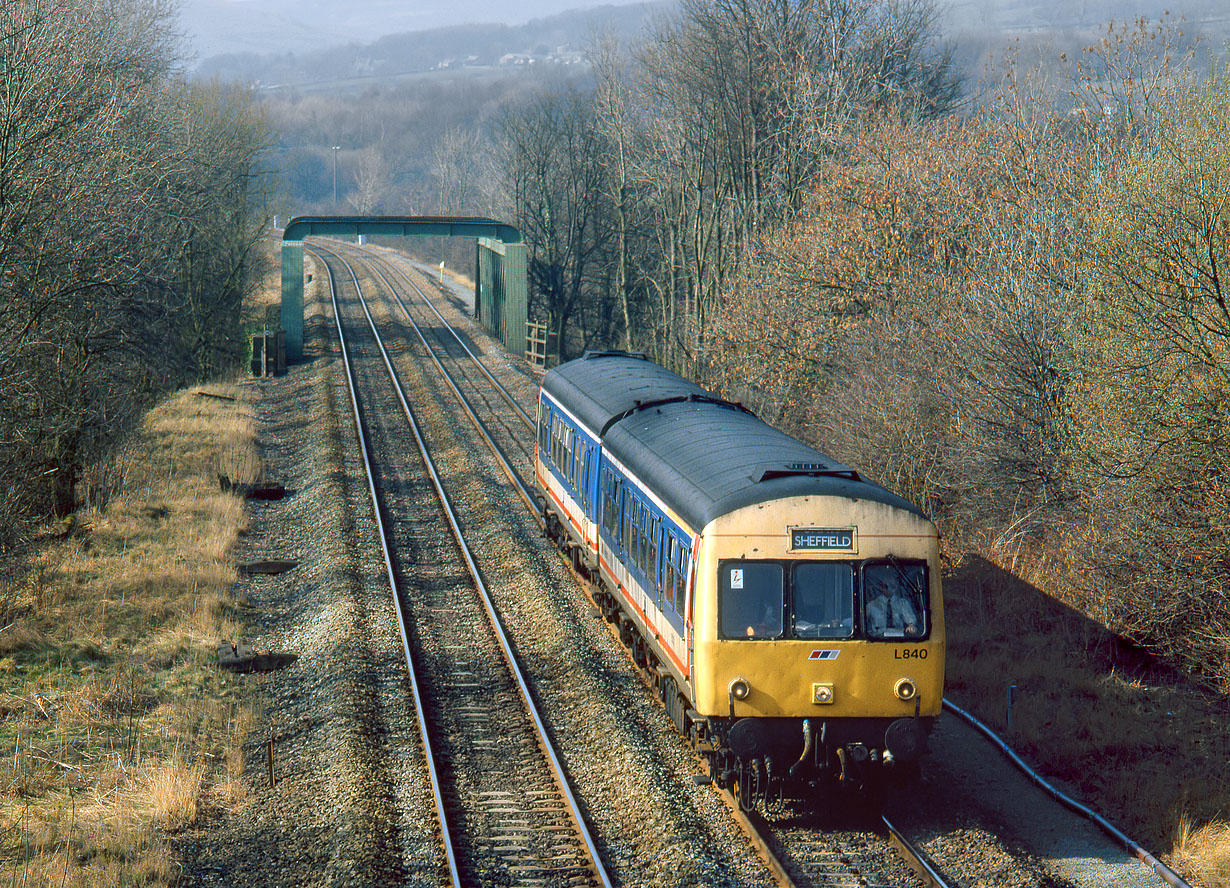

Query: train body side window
609,474,622,536
628,499,639,567
637,502,648,573
639,504,648,574
564,427,573,485
538,404,550,454
719,562,783,639
582,448,592,500
792,563,855,639
650,516,661,592
621,494,631,554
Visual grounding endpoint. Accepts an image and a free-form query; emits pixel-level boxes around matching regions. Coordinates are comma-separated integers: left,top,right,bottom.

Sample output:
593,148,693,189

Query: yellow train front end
689,494,944,802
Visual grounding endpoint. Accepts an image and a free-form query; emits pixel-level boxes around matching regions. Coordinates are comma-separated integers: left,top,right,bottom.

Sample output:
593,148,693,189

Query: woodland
0,0,270,561
0,0,1225,880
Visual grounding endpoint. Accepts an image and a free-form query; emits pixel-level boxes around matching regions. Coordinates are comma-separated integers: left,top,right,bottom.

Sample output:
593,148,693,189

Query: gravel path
889,714,1167,888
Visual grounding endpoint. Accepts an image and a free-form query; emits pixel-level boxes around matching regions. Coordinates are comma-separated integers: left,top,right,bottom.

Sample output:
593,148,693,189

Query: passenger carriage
535,352,944,806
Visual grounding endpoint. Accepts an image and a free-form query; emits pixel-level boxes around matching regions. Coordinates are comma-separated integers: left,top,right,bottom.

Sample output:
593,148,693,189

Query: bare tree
0,0,270,524
1069,72,1230,684
499,89,613,359
349,145,392,214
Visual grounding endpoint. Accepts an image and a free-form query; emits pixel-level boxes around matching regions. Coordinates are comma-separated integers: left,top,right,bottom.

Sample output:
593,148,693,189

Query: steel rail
312,246,462,887
341,241,1164,888
942,698,1192,888
326,244,540,516
881,814,955,888
348,243,535,428
319,243,614,888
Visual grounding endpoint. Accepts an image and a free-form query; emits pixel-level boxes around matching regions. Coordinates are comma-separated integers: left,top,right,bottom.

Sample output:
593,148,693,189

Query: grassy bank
0,383,259,887
943,545,1230,886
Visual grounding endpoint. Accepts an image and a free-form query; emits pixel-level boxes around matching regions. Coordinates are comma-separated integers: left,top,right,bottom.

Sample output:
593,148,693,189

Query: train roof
540,351,713,436
541,353,928,530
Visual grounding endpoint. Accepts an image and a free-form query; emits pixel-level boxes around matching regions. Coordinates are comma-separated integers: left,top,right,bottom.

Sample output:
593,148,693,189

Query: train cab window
862,561,928,640
719,562,783,639
792,563,854,639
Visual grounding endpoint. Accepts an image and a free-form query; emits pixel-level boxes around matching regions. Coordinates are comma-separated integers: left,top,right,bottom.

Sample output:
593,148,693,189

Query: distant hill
193,3,665,87
182,0,661,68
188,0,1230,89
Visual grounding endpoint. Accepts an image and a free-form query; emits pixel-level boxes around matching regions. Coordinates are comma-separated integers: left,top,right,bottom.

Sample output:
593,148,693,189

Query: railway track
320,241,957,888
315,243,612,888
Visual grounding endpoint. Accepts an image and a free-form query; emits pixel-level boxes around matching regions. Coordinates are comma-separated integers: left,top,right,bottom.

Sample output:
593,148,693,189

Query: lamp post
332,146,340,211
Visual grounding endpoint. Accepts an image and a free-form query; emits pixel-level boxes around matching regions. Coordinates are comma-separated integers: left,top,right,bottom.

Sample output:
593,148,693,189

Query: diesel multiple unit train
534,352,944,807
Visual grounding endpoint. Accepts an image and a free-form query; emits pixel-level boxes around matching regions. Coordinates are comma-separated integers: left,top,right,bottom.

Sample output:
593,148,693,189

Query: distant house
499,53,535,66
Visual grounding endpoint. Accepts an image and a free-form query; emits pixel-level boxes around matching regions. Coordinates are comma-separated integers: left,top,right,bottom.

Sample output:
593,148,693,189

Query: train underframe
544,515,932,811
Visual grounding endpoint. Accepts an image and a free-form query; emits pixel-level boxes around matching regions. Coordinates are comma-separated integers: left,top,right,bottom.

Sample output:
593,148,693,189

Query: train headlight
812,683,835,705
729,678,751,700
894,678,918,701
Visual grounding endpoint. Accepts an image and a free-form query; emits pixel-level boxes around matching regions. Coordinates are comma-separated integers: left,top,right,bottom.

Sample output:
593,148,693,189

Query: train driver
864,578,920,638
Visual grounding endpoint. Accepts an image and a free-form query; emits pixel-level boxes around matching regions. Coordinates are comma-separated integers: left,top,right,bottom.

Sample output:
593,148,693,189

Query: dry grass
0,381,261,887
145,753,205,830
1175,818,1230,888
944,542,1230,887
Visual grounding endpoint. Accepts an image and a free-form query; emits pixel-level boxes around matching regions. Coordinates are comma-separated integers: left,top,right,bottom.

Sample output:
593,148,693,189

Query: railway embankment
0,380,259,885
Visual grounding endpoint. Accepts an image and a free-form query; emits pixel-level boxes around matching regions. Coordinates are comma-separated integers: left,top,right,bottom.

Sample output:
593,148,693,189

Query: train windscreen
791,563,855,638
862,561,927,639
719,562,784,638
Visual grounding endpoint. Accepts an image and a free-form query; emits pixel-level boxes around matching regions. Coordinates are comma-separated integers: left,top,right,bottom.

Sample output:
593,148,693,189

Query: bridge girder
279,215,526,362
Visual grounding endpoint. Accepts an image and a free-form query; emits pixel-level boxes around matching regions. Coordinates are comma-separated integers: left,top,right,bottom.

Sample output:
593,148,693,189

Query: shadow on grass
942,555,1230,851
